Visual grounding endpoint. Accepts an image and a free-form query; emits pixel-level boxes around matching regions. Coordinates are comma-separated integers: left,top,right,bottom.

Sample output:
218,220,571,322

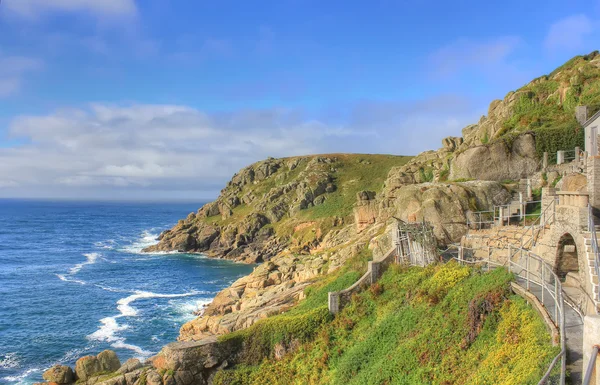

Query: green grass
197,154,411,251
213,263,558,385
494,52,600,147
299,154,411,220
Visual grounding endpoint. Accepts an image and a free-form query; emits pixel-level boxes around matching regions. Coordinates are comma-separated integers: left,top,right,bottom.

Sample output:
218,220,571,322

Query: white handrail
453,244,566,385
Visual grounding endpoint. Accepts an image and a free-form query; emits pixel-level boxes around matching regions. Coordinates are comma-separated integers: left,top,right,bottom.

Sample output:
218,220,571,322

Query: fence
446,243,566,385
328,246,396,314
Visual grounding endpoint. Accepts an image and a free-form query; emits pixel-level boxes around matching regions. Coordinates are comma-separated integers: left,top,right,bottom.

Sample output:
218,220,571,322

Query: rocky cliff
144,154,411,262
36,52,599,385
384,51,599,190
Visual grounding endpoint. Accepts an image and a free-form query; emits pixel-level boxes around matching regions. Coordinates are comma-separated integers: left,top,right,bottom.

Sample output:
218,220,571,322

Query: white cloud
0,97,481,199
0,53,43,97
0,104,361,198
3,0,137,19
429,36,521,78
544,15,594,53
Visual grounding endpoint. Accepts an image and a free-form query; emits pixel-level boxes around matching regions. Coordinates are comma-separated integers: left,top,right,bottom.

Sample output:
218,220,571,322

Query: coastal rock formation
379,181,511,244
178,220,383,341
42,365,74,384
144,156,344,262
75,356,102,382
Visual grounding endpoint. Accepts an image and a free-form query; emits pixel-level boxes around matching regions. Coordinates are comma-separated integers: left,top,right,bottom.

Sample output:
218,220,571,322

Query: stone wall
328,246,396,314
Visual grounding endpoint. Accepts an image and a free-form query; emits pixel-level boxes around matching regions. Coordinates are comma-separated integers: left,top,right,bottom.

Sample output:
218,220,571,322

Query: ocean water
0,200,253,385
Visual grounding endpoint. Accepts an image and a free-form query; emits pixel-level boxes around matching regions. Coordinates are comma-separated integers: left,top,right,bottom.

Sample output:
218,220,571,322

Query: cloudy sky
0,0,599,200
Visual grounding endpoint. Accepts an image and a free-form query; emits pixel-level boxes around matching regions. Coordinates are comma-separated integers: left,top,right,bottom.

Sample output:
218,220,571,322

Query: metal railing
446,243,566,385
583,345,600,385
467,197,557,250
588,203,600,303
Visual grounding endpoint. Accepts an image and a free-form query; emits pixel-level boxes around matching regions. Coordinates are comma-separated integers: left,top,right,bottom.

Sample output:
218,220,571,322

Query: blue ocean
0,200,253,385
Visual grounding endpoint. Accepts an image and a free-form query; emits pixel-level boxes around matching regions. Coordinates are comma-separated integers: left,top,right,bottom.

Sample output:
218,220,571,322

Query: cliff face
144,154,411,263
384,51,600,190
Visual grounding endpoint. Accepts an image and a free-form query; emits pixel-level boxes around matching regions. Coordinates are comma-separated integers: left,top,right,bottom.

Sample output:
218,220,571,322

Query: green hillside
213,263,558,385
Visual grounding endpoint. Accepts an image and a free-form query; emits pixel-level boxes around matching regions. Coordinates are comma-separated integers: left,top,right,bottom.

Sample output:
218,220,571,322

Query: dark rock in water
75,355,102,381
42,365,74,384
97,349,121,372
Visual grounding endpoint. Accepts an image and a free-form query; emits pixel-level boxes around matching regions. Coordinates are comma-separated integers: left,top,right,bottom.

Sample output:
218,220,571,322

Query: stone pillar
543,152,549,169
526,178,532,200
328,292,340,314
576,147,581,163
557,151,565,165
368,261,380,283
583,315,600,385
541,187,556,225
588,157,600,215
577,105,589,126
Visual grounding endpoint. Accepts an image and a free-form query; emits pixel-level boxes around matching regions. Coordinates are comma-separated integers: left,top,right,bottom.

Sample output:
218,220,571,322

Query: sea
0,200,253,385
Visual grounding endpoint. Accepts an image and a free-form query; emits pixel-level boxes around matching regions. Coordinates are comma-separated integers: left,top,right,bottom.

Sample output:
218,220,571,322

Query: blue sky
0,0,599,200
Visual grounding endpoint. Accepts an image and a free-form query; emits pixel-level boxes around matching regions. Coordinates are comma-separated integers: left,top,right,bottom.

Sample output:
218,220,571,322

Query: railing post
458,246,463,265
508,245,512,273
541,264,545,304
557,150,565,165
554,279,559,322
487,246,491,272
526,251,530,291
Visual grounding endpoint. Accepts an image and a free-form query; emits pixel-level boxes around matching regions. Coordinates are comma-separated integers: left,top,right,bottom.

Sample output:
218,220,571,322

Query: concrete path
515,276,584,384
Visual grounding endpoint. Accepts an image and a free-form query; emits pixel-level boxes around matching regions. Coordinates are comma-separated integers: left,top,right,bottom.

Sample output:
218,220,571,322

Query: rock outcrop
54,51,600,385
144,156,342,263
42,365,74,384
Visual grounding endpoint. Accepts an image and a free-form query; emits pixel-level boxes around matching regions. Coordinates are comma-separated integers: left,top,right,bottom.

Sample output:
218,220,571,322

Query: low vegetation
214,263,558,385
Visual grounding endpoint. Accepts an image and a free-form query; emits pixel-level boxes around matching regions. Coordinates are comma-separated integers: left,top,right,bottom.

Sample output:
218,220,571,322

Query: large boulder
42,365,74,384
381,181,511,243
116,358,142,375
449,133,539,181
97,350,121,372
75,355,102,381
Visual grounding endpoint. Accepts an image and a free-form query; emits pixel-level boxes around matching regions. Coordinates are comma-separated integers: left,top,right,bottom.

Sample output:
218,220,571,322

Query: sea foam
87,290,202,357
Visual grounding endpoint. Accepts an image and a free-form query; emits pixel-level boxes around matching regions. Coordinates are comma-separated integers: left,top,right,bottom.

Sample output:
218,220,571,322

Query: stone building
577,106,600,156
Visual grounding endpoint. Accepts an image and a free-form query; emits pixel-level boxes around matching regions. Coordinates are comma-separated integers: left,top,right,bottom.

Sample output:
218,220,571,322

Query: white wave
87,290,201,357
2,368,42,384
0,352,20,369
111,341,152,358
57,253,102,285
119,230,161,254
87,317,129,342
69,253,100,274
56,274,87,285
94,239,116,250
170,298,213,321
59,347,91,364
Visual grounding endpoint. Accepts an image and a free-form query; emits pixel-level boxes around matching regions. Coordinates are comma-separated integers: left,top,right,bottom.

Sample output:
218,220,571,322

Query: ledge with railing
441,243,567,385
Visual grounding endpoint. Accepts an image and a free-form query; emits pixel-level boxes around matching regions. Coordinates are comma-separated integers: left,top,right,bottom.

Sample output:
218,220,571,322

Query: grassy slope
203,154,411,248
214,263,558,385
484,52,600,160
498,51,600,137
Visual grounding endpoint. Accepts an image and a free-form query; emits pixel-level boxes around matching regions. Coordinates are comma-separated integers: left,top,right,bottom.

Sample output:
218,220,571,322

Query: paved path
515,276,584,384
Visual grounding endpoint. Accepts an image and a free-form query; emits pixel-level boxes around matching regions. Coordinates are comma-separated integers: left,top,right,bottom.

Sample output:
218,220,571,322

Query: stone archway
555,233,580,286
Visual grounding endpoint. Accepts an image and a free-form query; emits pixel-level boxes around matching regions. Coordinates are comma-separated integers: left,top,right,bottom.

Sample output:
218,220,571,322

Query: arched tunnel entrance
555,233,580,286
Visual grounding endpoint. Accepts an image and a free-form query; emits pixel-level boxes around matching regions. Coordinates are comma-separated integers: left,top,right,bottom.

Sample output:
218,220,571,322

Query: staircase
497,179,532,225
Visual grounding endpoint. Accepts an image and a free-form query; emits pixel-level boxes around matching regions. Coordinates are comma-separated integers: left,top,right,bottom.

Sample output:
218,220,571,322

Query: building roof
584,109,600,127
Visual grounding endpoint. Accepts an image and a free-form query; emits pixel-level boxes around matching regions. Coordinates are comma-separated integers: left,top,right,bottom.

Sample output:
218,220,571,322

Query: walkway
514,276,584,384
